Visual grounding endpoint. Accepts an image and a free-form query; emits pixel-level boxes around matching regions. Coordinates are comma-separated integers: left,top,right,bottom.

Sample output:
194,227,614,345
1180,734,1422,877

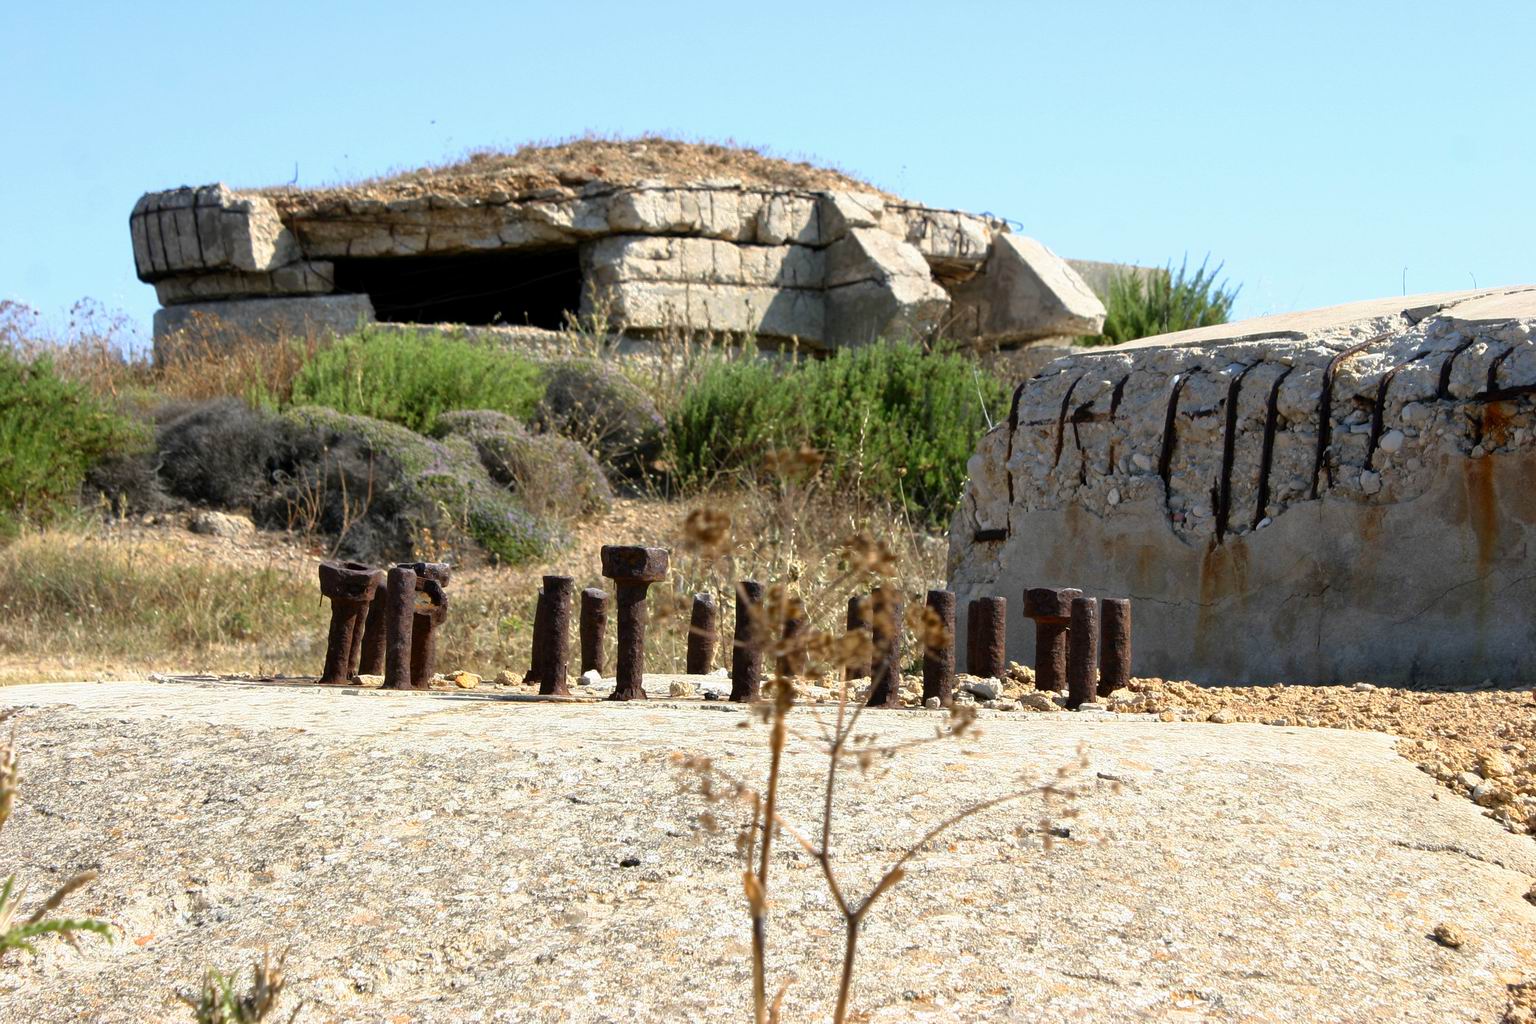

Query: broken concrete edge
134,178,1109,352
948,286,1536,686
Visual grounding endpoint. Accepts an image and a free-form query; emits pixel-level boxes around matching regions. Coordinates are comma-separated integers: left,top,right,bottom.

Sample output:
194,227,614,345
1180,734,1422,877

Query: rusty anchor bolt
357,578,390,677
600,545,669,702
1098,598,1132,697
966,596,1007,680
524,585,549,686
1066,596,1100,711
318,561,385,686
865,586,905,709
1023,587,1082,695
580,587,608,675
921,589,957,708
535,575,575,696
383,565,418,691
686,592,718,675
406,562,451,690
730,580,765,703
845,594,872,681
776,593,808,680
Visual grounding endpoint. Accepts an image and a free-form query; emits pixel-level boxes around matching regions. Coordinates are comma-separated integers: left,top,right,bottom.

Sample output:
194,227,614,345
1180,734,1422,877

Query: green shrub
667,343,1007,525
0,350,144,536
289,328,544,434
1084,256,1240,346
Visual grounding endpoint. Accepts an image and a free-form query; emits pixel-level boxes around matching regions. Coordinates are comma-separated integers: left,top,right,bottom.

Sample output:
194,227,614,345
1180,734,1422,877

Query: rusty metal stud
1023,587,1081,694
538,575,574,696
1098,598,1132,697
580,587,608,675
845,594,872,681
967,596,1007,679
383,565,417,691
686,592,717,675
317,561,384,686
922,589,956,707
731,580,764,703
525,586,548,685
777,594,808,679
1066,597,1099,710
600,545,669,702
357,583,389,677
865,587,905,709
406,562,451,690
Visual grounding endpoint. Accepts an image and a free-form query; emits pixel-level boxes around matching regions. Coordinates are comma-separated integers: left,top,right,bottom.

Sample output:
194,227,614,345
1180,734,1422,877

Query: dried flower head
840,533,899,577
682,507,733,557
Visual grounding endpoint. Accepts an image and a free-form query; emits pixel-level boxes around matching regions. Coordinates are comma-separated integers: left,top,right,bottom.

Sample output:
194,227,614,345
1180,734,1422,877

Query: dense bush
289,329,545,435
257,406,553,565
1084,256,1240,346
667,343,1008,525
533,359,666,479
154,398,284,508
0,349,143,535
436,410,612,520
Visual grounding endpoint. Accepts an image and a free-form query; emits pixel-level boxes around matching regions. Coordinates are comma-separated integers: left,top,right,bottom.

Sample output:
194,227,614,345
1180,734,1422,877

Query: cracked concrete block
154,261,336,305
584,280,824,342
823,229,949,345
131,185,298,280
948,234,1106,344
153,294,374,353
949,286,1536,686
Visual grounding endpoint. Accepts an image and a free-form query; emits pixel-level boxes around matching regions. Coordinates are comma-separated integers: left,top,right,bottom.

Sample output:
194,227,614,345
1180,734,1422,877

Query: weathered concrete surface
152,293,375,348
3,679,1535,1023
951,286,1536,685
949,235,1107,343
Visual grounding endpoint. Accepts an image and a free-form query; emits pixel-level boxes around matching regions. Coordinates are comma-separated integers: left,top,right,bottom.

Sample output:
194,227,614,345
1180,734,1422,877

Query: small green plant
290,328,544,434
0,715,112,959
0,348,145,537
179,950,300,1024
1083,255,1240,346
667,343,1007,526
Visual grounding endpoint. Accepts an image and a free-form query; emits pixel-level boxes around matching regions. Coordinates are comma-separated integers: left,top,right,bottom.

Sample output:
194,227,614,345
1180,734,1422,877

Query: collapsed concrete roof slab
131,140,1109,352
950,284,1536,685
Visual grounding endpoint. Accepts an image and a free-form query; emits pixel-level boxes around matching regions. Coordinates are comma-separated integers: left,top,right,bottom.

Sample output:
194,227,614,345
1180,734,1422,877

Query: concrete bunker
130,139,1127,357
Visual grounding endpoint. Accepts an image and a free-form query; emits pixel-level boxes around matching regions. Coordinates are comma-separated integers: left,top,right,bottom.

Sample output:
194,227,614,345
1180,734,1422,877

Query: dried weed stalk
672,513,1088,1023
178,949,302,1024
0,713,112,959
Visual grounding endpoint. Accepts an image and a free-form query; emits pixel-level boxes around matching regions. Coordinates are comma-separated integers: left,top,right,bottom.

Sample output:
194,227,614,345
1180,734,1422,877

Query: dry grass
261,134,894,209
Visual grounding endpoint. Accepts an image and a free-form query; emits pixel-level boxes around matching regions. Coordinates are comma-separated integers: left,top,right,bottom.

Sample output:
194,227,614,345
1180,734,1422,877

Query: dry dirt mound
261,136,895,210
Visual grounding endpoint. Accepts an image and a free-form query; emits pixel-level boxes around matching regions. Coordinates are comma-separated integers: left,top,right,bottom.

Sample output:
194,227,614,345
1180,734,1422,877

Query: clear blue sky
4,0,1532,345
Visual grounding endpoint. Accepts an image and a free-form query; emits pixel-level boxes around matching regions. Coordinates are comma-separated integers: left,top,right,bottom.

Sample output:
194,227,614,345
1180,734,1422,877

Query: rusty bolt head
406,562,452,588
600,545,670,582
1023,587,1082,623
318,561,385,603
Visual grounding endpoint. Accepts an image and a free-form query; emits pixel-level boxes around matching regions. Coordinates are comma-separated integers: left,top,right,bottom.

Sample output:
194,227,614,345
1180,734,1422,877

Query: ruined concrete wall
134,177,1111,354
949,288,1536,686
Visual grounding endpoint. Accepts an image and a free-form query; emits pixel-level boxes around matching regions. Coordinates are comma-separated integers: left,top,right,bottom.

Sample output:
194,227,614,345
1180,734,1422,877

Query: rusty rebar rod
1098,598,1132,697
686,592,717,675
845,594,872,681
1066,596,1099,710
580,587,608,675
525,586,549,685
383,565,417,691
730,580,764,703
922,589,956,707
601,546,669,702
317,560,383,685
777,594,808,679
407,562,451,690
538,575,574,696
967,596,1007,679
1023,587,1081,694
865,587,905,709
357,582,388,676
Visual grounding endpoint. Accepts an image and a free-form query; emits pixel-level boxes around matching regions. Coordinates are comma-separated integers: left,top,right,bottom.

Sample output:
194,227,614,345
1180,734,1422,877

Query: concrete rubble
949,286,1536,686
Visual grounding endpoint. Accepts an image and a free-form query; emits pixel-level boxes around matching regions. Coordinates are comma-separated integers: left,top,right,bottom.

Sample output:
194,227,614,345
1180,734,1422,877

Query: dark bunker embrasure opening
331,248,584,329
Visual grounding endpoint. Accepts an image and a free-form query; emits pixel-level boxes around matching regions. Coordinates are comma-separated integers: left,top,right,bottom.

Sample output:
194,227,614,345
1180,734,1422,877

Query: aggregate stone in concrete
1,679,1534,1023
